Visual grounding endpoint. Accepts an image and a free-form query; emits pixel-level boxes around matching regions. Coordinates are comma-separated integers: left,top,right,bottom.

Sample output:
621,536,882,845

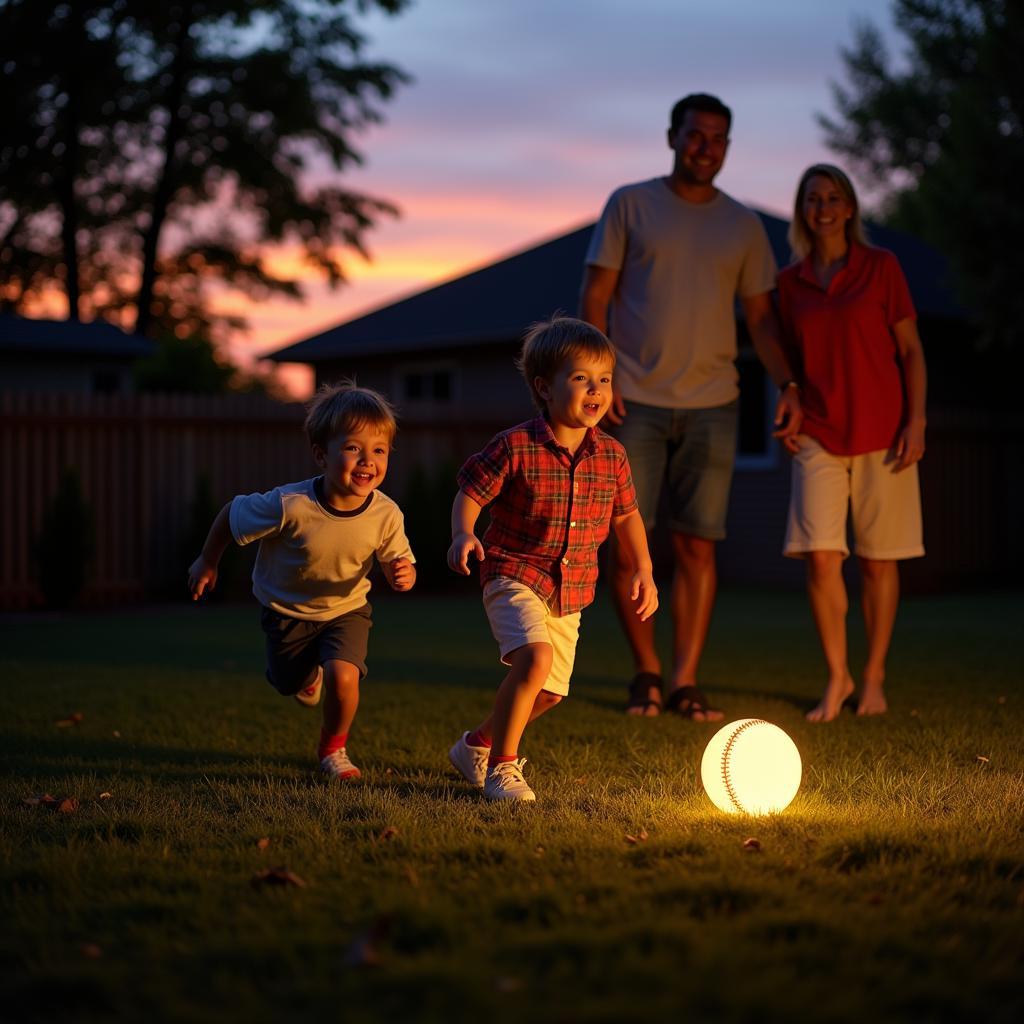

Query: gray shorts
612,398,738,540
259,603,372,695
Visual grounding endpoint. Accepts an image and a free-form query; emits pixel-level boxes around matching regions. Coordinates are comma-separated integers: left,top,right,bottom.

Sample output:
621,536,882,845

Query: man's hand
629,569,658,621
447,532,485,575
893,419,926,471
386,557,416,591
772,386,803,454
188,556,218,600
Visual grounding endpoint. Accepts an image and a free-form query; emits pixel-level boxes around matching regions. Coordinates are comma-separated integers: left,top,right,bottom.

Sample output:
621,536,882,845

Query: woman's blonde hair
787,163,868,260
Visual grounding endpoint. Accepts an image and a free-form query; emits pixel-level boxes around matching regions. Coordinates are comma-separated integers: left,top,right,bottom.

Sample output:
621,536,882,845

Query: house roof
268,209,962,364
0,314,157,358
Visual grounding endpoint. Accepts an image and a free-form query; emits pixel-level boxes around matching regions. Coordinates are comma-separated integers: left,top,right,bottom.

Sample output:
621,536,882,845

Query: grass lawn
2,586,1022,1024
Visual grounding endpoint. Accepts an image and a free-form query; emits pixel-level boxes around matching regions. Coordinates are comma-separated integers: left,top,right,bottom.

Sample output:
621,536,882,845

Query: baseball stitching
720,718,768,814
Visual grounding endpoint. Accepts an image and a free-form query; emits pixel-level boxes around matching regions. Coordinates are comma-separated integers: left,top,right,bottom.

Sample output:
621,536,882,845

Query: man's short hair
670,93,732,134
516,316,616,411
304,380,397,449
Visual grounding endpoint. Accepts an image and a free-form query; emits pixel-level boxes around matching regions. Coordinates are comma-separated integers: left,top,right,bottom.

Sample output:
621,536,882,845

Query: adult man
579,93,801,719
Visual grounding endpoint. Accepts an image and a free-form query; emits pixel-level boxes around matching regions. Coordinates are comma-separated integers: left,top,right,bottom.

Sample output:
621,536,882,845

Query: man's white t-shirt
586,178,777,409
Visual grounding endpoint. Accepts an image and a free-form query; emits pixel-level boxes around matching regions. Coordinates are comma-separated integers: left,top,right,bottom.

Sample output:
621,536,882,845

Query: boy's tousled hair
670,93,732,134
516,316,616,411
788,163,869,260
304,380,397,449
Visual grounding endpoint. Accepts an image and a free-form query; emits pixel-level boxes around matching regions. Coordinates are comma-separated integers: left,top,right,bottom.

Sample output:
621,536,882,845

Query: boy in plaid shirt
447,317,658,801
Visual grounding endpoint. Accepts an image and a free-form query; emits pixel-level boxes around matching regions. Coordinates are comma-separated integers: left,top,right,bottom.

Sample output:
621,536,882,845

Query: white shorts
784,435,925,561
482,577,581,696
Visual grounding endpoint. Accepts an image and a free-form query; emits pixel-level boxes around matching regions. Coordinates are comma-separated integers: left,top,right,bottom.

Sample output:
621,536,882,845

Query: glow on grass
701,719,802,815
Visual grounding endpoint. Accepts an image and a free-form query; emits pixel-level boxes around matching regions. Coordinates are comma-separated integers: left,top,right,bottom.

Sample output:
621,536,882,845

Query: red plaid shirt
457,416,637,615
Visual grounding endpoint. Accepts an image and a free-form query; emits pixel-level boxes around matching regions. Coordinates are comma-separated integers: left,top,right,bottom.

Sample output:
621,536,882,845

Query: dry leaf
624,834,638,844
377,826,399,842
638,829,648,841
251,866,306,888
573,776,587,785
534,845,545,857
81,943,103,959
99,792,112,800
112,730,121,738
624,829,648,845
743,837,762,852
57,798,79,814
257,837,271,850
976,755,990,764
55,712,83,728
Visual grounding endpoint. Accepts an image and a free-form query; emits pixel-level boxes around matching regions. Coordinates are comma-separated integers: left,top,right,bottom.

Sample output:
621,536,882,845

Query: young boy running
447,317,657,801
188,382,416,780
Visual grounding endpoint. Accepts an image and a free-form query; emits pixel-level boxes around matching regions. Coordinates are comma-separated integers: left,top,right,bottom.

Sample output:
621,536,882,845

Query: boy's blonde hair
304,380,397,449
516,316,616,411
788,163,869,260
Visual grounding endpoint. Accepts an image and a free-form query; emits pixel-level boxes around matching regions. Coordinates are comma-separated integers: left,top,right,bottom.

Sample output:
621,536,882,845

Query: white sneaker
320,747,361,780
294,666,323,707
449,732,490,787
483,758,535,802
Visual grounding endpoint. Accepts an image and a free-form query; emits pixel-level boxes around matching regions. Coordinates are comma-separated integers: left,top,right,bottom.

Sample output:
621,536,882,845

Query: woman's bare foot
857,678,888,716
806,674,855,723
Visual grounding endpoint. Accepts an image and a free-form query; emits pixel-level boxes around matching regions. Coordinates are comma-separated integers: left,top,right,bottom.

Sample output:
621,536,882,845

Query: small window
396,362,458,408
92,370,121,394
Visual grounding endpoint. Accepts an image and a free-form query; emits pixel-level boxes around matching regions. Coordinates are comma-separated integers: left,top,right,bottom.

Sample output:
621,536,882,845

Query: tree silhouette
820,0,1023,349
0,0,409,349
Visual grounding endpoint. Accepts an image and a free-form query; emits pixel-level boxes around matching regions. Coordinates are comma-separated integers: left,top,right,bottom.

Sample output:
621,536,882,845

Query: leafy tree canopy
820,0,1023,349
0,0,409,353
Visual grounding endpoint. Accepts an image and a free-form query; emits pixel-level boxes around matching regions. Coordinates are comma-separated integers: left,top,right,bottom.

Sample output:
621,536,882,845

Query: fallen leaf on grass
99,792,112,800
81,943,103,959
112,731,121,738
376,826,399,842
742,837,762,852
624,830,648,845
256,837,271,850
22,794,77,813
573,776,587,785
55,712,84,728
975,755,990,764
251,866,306,888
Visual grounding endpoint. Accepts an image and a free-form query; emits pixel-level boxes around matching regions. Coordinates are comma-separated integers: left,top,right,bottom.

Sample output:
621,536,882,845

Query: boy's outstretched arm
188,502,234,600
611,510,658,620
447,490,486,575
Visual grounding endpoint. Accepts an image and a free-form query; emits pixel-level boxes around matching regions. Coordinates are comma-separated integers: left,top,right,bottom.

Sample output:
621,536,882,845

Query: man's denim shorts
611,398,739,540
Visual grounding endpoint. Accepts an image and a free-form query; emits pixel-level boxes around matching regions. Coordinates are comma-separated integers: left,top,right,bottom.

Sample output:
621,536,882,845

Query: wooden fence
2,393,1021,609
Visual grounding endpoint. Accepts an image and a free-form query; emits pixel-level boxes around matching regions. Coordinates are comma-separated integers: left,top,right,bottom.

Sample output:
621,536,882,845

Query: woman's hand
894,418,926,471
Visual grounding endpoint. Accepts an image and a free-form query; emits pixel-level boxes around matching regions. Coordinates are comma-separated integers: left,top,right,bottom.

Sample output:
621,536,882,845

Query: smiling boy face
536,353,614,433
314,425,391,511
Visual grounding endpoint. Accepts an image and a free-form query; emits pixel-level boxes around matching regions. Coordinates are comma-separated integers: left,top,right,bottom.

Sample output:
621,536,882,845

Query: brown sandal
626,672,663,715
664,685,722,720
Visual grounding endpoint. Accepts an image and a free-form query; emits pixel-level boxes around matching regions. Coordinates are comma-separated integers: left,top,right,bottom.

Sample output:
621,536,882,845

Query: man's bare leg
610,534,662,716
805,551,855,722
665,531,722,721
857,557,898,716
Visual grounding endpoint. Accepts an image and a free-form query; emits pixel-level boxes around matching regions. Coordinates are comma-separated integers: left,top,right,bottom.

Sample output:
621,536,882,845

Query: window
396,362,457,408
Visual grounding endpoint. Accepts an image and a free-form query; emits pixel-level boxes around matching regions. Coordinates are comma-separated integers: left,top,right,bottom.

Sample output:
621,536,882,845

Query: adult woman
777,164,927,722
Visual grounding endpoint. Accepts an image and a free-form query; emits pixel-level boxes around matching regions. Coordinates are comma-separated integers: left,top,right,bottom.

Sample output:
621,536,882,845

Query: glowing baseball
700,719,802,815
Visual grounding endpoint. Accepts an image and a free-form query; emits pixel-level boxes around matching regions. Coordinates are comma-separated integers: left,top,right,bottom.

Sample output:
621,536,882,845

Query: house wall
3,356,136,394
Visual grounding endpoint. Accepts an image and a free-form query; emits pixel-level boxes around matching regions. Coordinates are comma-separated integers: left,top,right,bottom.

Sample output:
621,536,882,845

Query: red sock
318,729,348,760
466,728,491,748
487,753,517,768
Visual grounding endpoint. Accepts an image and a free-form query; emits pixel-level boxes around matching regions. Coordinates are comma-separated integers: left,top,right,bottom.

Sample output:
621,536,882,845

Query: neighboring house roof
0,314,157,357
268,209,962,364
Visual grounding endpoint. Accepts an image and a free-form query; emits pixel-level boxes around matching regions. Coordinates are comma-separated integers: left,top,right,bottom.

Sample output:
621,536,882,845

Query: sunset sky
230,0,903,390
